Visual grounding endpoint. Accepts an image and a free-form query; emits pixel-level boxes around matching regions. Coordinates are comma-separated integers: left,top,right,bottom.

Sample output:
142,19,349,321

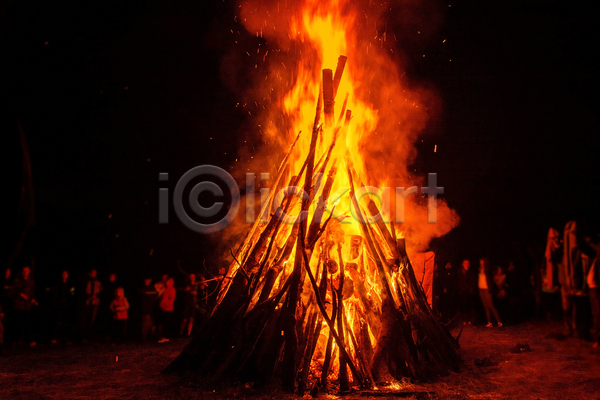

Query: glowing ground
1,322,598,399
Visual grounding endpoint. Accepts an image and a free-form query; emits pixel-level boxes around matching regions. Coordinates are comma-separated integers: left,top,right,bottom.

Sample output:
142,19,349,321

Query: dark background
2,0,598,289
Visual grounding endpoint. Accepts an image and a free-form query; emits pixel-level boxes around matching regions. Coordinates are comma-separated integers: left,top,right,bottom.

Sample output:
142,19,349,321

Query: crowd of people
541,222,599,346
2,222,598,352
432,222,599,349
433,257,534,329
0,265,228,349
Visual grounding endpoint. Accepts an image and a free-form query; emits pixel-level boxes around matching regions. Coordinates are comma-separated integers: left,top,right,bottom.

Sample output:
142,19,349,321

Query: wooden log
245,307,283,384
313,99,345,176
281,87,322,392
320,286,337,388
323,69,334,128
347,162,399,259
390,281,421,374
365,225,421,377
395,239,461,371
162,263,254,375
297,213,342,394
298,228,363,387
213,279,291,380
345,263,381,340
246,278,297,384
332,55,347,98
246,174,300,276
216,130,303,308
336,93,349,129
346,166,423,380
298,303,318,366
370,298,399,382
336,244,350,392
245,167,313,312
359,314,374,375
297,251,329,394
242,131,314,297
310,100,348,207
318,104,350,181
306,165,338,247
342,304,373,388
281,233,305,392
214,173,300,319
247,216,285,299
256,224,299,305
346,165,395,302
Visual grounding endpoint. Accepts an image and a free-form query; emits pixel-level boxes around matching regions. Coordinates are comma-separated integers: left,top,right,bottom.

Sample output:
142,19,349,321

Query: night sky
3,0,598,288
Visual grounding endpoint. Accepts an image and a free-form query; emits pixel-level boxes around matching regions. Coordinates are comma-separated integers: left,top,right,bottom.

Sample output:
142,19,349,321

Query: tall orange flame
234,0,458,251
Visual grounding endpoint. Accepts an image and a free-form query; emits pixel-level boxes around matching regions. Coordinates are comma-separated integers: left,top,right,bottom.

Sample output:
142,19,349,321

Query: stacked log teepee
164,56,461,395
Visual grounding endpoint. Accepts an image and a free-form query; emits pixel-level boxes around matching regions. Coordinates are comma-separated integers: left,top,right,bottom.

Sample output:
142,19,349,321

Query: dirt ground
1,322,598,399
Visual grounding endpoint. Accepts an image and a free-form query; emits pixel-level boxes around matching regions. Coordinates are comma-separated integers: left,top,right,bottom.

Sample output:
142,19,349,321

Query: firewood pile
164,56,462,395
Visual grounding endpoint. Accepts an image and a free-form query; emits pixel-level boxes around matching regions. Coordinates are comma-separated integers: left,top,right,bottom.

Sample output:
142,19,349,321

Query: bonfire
165,0,461,394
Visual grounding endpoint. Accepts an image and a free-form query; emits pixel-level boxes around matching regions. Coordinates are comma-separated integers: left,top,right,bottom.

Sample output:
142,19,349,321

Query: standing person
559,220,588,337
154,280,165,339
109,288,129,343
80,269,103,339
478,258,502,328
140,277,157,342
440,262,457,323
542,228,562,320
457,259,476,325
493,266,509,323
51,270,73,344
157,277,176,343
11,266,38,346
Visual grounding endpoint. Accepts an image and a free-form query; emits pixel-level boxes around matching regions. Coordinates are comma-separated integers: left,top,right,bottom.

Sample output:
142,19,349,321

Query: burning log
296,262,325,395
332,56,347,97
298,227,363,387
213,130,302,308
164,57,461,394
256,224,298,305
320,278,337,388
323,69,335,129
336,244,350,392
